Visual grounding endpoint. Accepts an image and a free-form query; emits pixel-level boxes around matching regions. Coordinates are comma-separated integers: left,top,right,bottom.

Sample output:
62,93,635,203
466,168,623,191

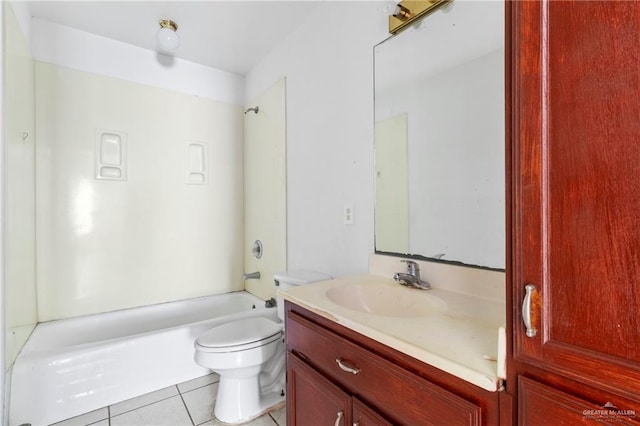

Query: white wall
245,2,389,277
32,21,246,320
0,2,6,421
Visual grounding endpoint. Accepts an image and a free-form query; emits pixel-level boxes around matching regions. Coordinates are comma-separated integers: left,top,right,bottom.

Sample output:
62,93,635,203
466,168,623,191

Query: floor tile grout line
177,377,220,395
58,407,109,426
270,410,286,426
177,385,197,426
268,413,279,425
53,375,221,426
108,391,181,420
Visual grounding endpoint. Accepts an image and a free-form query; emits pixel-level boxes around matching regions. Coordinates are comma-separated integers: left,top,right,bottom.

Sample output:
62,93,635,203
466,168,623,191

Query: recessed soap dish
95,129,127,181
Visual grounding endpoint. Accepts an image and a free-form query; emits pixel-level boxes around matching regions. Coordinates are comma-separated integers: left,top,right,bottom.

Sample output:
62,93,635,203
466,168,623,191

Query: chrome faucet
243,271,261,280
393,260,431,290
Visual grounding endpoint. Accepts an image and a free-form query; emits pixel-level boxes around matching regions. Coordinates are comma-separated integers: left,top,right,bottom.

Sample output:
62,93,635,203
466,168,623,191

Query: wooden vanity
285,301,502,425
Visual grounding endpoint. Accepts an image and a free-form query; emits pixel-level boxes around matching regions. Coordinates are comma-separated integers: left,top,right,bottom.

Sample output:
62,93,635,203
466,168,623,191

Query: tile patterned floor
50,374,286,426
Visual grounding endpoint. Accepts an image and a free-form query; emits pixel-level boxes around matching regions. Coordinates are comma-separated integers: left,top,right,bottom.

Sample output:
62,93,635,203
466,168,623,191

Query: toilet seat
196,317,282,353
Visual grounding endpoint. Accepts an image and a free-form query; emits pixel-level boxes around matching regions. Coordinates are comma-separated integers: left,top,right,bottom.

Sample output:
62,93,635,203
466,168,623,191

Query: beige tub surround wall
36,62,244,321
243,78,287,301
4,1,37,368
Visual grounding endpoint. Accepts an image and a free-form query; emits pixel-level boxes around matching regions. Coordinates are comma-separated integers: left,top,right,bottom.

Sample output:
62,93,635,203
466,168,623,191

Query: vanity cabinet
285,301,501,425
509,0,640,423
287,352,392,426
287,353,353,425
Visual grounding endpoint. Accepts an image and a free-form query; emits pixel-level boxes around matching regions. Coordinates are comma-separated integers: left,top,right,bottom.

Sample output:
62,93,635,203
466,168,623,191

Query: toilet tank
274,271,332,322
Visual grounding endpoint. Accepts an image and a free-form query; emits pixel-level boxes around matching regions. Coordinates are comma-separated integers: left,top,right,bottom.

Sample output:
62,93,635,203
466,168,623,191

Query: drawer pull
336,357,360,374
335,410,343,426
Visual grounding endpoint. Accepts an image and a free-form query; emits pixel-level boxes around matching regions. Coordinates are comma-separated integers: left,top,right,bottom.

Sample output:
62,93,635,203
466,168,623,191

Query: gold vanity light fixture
389,0,451,34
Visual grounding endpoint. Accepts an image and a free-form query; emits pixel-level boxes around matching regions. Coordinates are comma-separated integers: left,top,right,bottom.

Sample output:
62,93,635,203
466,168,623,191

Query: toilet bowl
194,271,331,424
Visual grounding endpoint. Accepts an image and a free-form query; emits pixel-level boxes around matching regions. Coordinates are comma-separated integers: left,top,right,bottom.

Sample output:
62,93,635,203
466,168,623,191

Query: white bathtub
10,291,277,426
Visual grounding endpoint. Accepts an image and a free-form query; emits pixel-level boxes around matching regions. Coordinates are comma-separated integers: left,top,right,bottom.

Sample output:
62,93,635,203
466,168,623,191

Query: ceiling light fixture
157,19,180,53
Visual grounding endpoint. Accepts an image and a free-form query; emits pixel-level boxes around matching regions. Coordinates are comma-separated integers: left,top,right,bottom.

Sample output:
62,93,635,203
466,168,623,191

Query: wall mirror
374,1,505,269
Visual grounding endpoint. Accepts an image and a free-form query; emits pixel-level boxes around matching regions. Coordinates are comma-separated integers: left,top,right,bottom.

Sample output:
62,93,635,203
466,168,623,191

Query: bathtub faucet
243,271,261,280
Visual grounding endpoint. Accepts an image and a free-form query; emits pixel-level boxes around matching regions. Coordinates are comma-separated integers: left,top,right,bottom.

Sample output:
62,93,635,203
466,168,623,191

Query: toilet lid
197,317,282,350
274,270,332,285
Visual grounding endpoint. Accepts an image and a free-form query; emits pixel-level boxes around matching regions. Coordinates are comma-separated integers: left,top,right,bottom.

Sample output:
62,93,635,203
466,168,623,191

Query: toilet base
214,376,285,424
212,342,286,424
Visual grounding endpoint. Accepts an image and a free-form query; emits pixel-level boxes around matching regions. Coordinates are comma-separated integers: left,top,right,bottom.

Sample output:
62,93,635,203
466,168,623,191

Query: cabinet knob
336,357,360,374
522,284,538,338
334,410,344,426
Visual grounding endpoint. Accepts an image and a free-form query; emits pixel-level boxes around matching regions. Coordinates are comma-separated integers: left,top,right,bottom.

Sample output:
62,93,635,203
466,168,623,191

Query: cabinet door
518,376,640,426
513,0,640,400
287,352,351,426
352,398,393,426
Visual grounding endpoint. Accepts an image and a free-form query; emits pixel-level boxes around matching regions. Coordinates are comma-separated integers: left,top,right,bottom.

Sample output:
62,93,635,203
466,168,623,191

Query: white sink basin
325,283,446,317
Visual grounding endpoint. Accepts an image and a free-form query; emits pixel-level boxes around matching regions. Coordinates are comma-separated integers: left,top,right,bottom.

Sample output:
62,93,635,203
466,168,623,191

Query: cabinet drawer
286,311,482,426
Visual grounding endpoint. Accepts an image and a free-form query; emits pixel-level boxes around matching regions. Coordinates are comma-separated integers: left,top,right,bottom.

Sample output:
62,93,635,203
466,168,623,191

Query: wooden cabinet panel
518,376,640,426
512,0,640,401
352,398,393,426
287,310,482,426
286,352,351,426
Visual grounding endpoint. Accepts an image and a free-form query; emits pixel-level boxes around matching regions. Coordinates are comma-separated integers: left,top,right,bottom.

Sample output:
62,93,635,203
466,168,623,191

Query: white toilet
194,271,331,424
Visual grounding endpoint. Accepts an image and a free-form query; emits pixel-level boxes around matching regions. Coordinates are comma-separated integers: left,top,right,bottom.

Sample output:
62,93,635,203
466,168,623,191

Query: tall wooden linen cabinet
508,0,640,424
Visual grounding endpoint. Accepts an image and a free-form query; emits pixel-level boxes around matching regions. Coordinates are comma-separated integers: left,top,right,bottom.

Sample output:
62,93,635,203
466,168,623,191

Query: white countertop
280,273,506,392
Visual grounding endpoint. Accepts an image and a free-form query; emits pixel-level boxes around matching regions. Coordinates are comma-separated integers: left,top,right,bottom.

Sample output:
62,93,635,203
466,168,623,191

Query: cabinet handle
336,357,360,374
334,410,343,426
522,284,538,337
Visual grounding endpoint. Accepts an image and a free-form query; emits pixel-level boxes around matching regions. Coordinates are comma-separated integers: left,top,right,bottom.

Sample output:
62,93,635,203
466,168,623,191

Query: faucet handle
400,259,418,274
